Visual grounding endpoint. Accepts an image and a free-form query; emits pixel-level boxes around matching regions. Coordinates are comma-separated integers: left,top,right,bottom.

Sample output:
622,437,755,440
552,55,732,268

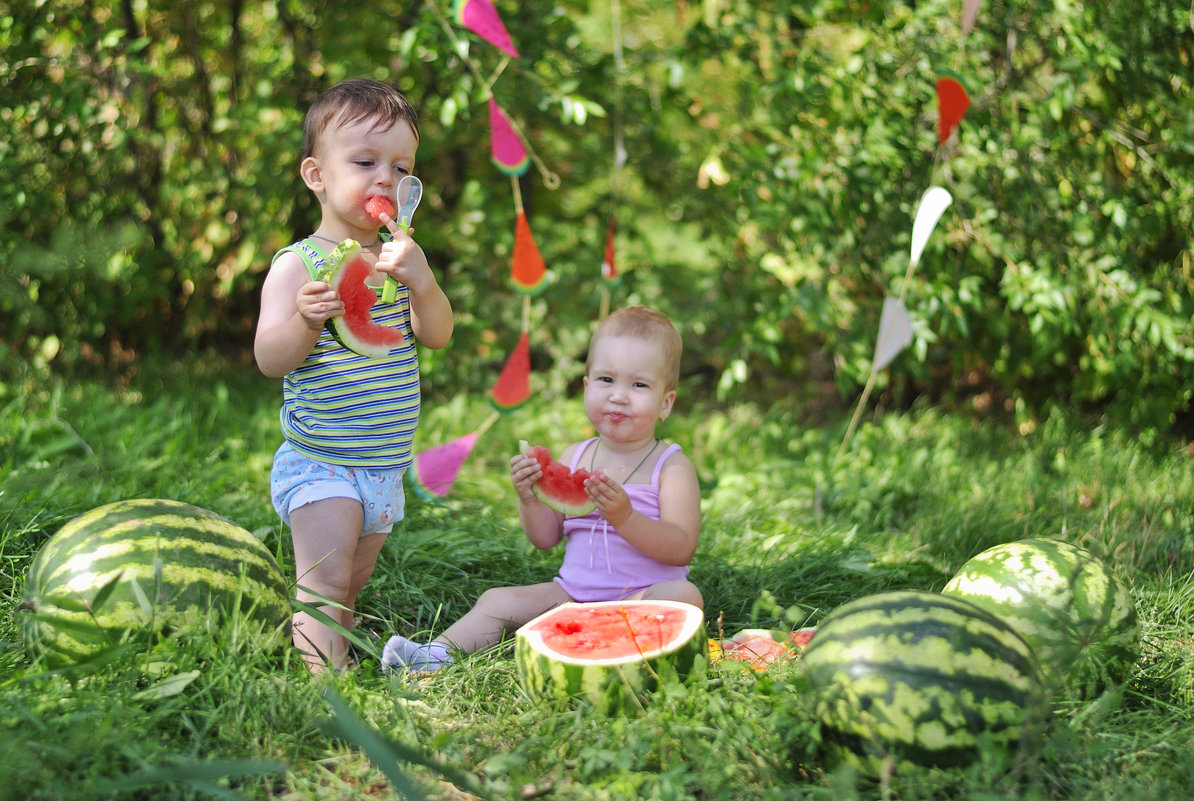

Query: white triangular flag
910,186,953,268
872,296,914,373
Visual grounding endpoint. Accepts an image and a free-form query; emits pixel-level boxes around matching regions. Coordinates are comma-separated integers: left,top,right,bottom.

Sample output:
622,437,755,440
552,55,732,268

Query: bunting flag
510,210,549,295
410,432,481,500
872,297,914,373
909,186,954,270
454,0,520,58
489,331,531,412
601,214,618,284
488,98,531,175
961,0,983,35
936,71,972,145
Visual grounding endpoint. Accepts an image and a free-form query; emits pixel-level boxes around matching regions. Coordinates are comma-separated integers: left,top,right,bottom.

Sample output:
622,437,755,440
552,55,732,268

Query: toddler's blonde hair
587,306,682,392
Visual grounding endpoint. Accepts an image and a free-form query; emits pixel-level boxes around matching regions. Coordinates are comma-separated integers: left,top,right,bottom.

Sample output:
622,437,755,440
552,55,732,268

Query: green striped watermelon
802,591,1042,775
515,600,707,713
941,538,1139,699
18,499,291,669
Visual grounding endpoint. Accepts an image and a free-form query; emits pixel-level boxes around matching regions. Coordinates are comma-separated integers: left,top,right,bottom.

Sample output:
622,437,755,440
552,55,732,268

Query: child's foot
381,635,452,673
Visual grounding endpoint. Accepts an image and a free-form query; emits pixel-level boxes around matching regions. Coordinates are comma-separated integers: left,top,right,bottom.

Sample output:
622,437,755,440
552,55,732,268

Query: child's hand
509,452,543,504
375,215,434,296
295,281,343,330
586,470,633,527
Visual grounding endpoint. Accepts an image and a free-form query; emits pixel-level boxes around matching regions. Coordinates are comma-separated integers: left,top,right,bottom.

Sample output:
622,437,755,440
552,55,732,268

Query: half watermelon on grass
318,239,405,358
18,499,291,669
520,441,596,516
515,600,707,713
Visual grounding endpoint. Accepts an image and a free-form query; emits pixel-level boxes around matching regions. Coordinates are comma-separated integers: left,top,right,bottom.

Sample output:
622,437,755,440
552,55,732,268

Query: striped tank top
273,238,420,469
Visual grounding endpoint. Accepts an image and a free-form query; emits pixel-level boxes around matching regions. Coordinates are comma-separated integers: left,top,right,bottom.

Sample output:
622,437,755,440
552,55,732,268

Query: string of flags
411,0,622,499
837,8,975,457
413,1,977,490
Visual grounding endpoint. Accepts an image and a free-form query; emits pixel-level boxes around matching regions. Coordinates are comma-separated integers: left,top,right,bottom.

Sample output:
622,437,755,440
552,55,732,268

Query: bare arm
375,218,453,349
584,451,701,566
254,252,336,378
509,451,565,549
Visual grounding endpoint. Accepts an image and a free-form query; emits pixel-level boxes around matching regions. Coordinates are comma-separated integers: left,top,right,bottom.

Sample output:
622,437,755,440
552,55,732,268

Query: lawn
2,358,1193,800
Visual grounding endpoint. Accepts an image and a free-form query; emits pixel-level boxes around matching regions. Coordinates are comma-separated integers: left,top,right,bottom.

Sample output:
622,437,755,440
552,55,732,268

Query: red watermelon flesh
365,195,396,222
521,442,596,516
525,602,697,662
719,627,816,670
319,240,405,357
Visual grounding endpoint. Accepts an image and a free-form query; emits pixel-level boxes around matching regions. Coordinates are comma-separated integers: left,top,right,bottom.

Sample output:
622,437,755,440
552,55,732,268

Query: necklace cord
591,437,660,481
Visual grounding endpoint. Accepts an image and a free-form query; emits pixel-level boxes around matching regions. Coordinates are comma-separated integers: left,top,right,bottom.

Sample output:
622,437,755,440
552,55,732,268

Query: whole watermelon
941,538,1139,699
802,591,1042,776
19,499,291,668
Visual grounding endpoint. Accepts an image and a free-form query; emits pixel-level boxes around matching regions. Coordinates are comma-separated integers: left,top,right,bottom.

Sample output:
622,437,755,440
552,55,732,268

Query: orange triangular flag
510,211,548,295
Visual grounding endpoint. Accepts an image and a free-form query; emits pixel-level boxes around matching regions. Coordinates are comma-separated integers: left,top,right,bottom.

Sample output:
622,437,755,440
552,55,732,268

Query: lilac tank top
554,438,689,602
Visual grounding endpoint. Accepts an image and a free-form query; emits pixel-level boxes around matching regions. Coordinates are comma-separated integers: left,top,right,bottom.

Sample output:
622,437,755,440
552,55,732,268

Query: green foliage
2,0,1191,430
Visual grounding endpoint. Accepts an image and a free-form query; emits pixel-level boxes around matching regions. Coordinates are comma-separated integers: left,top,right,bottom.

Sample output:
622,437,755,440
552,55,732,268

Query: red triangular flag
490,332,531,412
454,0,520,58
936,71,972,145
411,433,481,499
601,214,618,284
510,211,548,295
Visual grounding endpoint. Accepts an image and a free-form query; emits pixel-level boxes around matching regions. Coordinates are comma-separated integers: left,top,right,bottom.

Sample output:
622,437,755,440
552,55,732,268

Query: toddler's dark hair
302,78,419,161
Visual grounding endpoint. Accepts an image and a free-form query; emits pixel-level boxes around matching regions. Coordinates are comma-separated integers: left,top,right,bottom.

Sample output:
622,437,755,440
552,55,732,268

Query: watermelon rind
941,537,1139,699
515,600,707,714
316,239,405,358
520,441,597,517
19,499,292,669
802,591,1043,776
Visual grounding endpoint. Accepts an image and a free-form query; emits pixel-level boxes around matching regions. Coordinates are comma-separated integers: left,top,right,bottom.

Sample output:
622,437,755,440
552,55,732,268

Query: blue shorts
270,442,406,535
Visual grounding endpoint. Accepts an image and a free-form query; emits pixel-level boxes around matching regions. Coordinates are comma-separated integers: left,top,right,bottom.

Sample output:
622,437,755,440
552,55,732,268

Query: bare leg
630,579,704,610
437,581,573,652
345,531,389,628
290,497,365,673
383,581,571,672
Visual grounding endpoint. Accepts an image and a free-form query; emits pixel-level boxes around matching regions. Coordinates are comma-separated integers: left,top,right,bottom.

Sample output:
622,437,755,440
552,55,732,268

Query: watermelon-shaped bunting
454,0,520,58
510,211,549,295
488,99,530,176
490,332,531,412
935,70,971,145
410,433,481,500
600,214,618,284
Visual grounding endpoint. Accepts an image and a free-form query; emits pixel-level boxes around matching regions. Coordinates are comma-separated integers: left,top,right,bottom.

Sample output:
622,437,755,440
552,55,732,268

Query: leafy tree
1,0,1190,430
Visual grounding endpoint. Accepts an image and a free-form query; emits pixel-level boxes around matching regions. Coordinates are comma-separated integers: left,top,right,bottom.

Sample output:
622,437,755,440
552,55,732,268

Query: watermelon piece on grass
802,591,1042,776
318,239,405,358
520,441,596,516
18,499,292,670
515,600,707,713
714,627,816,671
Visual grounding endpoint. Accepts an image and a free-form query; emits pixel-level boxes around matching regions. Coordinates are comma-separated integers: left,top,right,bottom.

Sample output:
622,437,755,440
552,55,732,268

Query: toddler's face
307,115,419,232
583,334,676,441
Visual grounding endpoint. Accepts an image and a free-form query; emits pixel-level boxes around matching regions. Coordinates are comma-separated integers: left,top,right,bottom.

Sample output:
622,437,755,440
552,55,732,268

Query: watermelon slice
713,627,816,671
317,239,405,358
519,441,595,516
490,333,531,412
515,600,707,713
365,195,396,222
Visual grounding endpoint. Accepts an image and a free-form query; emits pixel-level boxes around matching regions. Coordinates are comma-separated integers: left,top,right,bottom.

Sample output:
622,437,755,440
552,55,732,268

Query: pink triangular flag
412,433,480,499
872,297,914,373
488,99,530,175
454,0,520,58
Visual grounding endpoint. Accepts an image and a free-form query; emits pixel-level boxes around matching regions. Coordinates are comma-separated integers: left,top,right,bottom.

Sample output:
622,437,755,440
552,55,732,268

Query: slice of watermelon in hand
317,239,405,357
365,195,396,222
519,441,596,516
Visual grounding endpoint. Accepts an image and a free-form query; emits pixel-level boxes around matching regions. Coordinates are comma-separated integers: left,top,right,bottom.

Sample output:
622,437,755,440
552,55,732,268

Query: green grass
2,358,1193,800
